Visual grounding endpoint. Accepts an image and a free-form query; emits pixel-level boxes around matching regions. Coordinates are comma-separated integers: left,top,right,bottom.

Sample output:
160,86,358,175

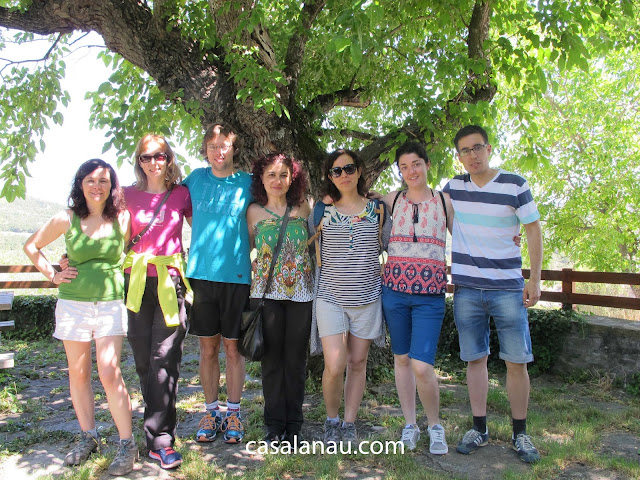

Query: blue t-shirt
183,167,253,284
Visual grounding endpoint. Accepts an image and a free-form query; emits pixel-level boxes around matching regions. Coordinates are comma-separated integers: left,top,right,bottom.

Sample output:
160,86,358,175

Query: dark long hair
68,159,125,220
321,148,367,201
250,153,308,206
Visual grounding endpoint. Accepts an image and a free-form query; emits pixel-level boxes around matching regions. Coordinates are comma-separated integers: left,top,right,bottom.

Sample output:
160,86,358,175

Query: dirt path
0,338,638,480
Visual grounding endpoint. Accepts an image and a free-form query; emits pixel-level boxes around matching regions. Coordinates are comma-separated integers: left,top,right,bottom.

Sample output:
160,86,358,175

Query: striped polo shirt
443,169,540,290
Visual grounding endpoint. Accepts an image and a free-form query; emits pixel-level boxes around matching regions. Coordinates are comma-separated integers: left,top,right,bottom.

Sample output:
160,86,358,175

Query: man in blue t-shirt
183,123,252,445
443,125,543,463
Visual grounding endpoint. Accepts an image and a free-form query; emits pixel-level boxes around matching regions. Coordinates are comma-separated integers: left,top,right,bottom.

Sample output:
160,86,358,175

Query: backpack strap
391,189,405,218
374,198,386,275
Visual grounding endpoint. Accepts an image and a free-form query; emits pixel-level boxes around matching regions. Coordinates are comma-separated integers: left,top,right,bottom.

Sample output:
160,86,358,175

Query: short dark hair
199,123,241,159
395,142,430,165
453,125,489,151
250,153,308,207
321,148,367,201
68,159,125,220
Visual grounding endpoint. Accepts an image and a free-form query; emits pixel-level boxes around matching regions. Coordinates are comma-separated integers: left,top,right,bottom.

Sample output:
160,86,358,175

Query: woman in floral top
246,153,313,445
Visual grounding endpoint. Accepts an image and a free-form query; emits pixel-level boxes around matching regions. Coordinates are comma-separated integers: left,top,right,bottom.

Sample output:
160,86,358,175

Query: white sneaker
401,424,420,451
427,424,448,454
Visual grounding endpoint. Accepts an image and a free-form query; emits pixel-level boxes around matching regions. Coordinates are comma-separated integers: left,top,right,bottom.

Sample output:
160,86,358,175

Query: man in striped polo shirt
443,125,543,463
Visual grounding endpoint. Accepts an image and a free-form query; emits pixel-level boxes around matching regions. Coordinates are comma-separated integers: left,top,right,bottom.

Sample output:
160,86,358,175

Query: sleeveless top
317,201,381,306
250,210,314,302
59,212,125,302
383,191,447,294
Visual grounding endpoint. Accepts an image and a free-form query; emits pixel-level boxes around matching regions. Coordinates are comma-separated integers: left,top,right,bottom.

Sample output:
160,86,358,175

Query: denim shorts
453,286,533,364
382,286,445,365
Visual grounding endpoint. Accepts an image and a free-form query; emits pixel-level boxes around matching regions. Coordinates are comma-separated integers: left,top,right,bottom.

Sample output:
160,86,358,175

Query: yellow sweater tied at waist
122,251,193,327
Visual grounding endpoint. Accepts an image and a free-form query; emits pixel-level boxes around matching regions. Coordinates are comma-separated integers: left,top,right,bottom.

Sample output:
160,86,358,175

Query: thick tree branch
319,129,377,142
306,87,369,116
283,0,326,106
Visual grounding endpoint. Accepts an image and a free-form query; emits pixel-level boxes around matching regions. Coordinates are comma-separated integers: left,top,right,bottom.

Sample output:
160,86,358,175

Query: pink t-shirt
124,185,192,277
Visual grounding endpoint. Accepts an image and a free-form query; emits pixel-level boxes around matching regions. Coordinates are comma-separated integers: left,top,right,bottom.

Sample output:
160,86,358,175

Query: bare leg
222,338,245,403
394,354,417,425
63,340,95,431
320,334,347,418
467,356,489,417
413,359,440,426
95,335,132,439
505,361,530,419
199,335,221,404
343,335,371,423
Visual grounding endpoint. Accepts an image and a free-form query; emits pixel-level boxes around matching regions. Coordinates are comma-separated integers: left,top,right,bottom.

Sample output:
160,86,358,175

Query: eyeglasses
139,152,168,163
458,144,488,157
328,163,357,178
207,144,233,152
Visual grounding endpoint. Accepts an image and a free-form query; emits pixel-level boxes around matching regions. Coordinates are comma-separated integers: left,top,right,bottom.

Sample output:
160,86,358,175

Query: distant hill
0,196,65,234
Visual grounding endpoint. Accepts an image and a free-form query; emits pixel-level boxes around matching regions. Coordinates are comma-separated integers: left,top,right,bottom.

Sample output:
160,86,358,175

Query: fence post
562,268,573,311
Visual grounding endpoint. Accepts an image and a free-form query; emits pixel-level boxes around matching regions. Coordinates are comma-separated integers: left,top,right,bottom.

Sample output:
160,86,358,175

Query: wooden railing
1,265,639,310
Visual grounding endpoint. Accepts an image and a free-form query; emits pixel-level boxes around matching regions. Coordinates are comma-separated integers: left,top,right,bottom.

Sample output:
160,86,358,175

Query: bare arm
442,191,454,234
186,216,193,227
522,219,543,307
23,210,77,285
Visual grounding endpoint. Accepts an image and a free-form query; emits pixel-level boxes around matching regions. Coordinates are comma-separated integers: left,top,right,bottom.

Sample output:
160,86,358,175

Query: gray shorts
316,297,383,340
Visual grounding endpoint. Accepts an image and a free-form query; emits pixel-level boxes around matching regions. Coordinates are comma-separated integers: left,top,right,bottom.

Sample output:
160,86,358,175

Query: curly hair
68,159,126,220
199,123,241,160
250,153,308,206
321,148,367,201
133,134,182,191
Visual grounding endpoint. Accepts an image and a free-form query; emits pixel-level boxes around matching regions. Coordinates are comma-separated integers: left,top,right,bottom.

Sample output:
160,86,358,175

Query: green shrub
2,295,57,341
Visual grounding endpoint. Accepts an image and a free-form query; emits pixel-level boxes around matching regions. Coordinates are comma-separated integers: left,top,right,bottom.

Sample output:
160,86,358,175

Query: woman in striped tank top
308,149,390,447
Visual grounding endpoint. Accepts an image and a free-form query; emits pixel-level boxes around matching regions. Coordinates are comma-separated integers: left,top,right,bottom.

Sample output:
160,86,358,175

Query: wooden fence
1,265,639,310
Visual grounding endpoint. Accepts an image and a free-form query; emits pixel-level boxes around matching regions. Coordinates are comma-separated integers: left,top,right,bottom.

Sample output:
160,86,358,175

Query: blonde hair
133,134,182,190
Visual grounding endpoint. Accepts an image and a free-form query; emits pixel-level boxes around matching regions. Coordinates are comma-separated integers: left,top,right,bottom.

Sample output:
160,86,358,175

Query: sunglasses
139,152,168,163
329,163,357,178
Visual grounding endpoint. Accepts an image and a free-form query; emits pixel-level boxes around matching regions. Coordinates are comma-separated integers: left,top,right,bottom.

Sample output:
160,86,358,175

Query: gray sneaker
107,437,139,476
512,433,540,463
456,428,489,454
323,419,341,445
427,424,448,454
341,422,358,448
64,431,100,466
401,424,421,451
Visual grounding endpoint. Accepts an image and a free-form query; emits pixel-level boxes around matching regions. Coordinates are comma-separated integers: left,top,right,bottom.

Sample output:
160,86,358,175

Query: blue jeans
453,286,533,364
382,286,445,365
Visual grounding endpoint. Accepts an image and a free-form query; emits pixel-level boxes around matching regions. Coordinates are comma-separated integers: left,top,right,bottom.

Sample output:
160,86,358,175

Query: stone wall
554,314,640,377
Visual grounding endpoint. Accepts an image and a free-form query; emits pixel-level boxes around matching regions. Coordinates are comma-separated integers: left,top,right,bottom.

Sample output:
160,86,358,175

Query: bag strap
126,187,173,251
391,189,405,217
437,190,448,226
307,202,326,267
261,205,292,299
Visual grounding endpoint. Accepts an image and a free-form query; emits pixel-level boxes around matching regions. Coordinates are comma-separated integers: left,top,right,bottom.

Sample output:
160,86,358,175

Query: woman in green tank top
24,159,138,475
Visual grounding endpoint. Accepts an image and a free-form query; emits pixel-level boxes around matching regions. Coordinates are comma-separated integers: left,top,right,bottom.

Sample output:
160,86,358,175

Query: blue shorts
381,286,445,365
453,286,533,364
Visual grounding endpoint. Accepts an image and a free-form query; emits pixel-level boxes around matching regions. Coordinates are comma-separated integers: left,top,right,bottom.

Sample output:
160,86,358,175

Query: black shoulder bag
238,205,292,361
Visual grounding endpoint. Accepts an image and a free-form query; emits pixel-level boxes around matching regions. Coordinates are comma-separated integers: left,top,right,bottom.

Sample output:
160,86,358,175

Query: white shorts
54,299,128,342
316,297,383,340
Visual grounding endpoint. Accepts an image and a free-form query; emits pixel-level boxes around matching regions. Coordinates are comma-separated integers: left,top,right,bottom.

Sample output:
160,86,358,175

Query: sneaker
341,422,358,448
323,419,341,445
281,431,301,447
196,411,222,442
456,428,489,455
221,412,245,444
263,431,280,445
512,433,540,463
107,437,139,476
64,431,100,466
149,447,182,470
400,424,421,451
427,424,448,455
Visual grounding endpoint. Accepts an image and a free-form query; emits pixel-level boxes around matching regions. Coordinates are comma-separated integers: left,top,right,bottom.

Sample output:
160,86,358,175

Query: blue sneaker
512,433,540,463
149,447,182,469
196,411,222,442
221,412,245,444
456,428,489,454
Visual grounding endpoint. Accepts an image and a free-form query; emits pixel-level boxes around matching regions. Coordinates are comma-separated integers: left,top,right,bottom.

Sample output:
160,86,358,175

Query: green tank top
58,212,125,302
250,212,313,302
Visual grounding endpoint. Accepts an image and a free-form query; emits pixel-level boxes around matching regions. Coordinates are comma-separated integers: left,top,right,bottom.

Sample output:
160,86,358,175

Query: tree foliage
0,0,637,203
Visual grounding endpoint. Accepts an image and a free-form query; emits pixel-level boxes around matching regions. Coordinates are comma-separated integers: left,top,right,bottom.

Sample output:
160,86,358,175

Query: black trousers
125,274,187,450
253,299,312,435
